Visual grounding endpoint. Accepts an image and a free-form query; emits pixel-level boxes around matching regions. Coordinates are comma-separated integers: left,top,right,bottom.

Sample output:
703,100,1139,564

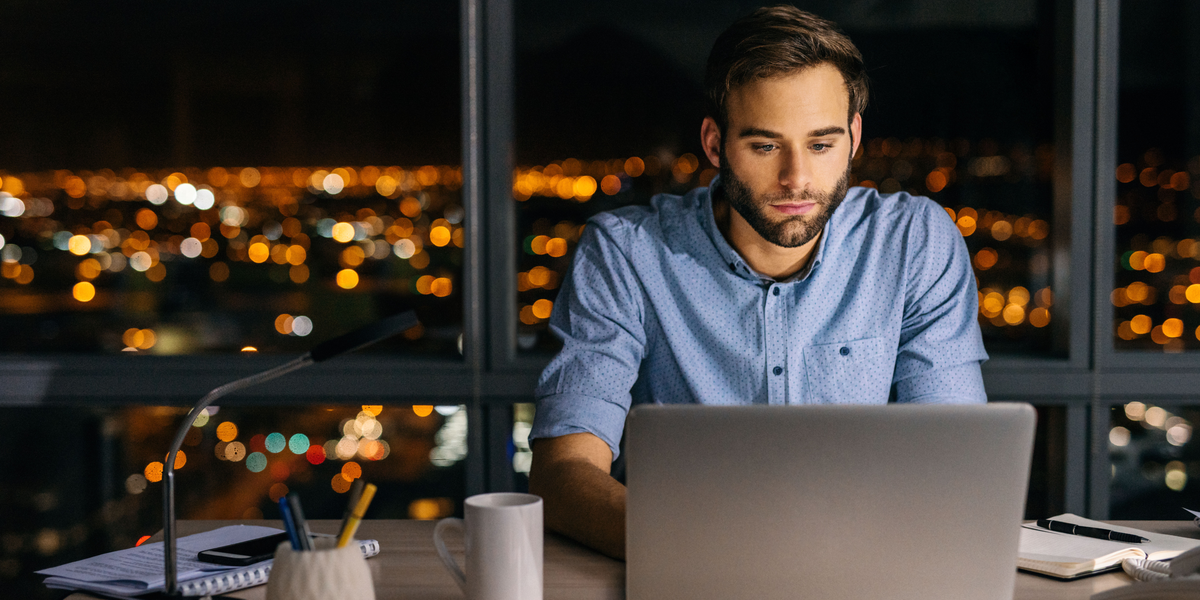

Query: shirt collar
700,175,829,284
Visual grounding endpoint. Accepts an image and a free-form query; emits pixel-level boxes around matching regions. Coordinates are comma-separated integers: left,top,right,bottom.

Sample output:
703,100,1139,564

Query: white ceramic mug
433,492,543,600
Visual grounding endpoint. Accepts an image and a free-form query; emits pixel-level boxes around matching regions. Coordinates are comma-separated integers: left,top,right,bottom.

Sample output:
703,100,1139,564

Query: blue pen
278,496,303,550
287,493,314,551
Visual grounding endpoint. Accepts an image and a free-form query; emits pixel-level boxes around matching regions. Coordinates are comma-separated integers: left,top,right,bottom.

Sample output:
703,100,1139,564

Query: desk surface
65,520,1199,600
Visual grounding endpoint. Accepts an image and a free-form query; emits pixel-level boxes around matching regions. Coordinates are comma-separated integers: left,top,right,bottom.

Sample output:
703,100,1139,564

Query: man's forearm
529,457,627,560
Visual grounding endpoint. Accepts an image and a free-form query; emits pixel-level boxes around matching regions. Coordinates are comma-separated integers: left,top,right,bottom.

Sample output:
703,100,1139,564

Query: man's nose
778,148,812,191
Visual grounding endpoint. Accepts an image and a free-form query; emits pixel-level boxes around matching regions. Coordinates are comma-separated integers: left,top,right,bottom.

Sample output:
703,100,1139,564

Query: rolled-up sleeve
892,201,989,404
529,218,646,457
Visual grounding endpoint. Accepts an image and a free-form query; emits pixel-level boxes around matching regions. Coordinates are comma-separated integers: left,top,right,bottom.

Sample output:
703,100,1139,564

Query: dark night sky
0,0,1193,170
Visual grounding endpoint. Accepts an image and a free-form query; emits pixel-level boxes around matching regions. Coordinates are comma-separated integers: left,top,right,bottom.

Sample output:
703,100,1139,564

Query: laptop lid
626,403,1036,600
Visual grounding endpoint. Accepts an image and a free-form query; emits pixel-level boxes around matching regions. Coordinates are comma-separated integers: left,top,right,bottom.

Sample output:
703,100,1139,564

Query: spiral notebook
38,525,380,598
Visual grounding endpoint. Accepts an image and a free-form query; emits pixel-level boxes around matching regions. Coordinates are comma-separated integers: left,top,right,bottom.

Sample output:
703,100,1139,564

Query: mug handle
433,518,467,592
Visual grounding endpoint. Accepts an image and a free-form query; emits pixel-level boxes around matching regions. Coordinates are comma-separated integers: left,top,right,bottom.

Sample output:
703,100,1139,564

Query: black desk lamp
161,311,419,595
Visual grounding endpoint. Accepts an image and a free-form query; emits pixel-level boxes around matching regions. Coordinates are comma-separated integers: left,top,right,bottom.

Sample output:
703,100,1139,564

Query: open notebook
37,525,380,598
1018,514,1200,579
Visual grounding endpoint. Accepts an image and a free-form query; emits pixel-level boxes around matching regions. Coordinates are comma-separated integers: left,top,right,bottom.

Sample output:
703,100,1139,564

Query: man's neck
713,194,821,280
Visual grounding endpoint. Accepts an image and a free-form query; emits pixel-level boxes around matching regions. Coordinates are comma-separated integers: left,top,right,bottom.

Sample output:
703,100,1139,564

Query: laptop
625,403,1036,599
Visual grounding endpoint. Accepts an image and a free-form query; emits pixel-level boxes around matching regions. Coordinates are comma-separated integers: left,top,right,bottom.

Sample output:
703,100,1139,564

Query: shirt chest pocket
803,337,895,404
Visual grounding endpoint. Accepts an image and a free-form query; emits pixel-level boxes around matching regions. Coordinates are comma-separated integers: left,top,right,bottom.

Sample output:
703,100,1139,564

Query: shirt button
729,262,737,272
772,288,780,296
840,347,850,356
773,366,783,375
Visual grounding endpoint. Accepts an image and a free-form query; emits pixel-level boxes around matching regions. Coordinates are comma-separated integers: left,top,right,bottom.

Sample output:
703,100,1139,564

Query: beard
719,158,851,249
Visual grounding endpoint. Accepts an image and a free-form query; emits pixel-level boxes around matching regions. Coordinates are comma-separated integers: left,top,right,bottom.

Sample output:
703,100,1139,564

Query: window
1108,402,1198,518
1110,0,1200,352
0,3,464,597
0,1,463,357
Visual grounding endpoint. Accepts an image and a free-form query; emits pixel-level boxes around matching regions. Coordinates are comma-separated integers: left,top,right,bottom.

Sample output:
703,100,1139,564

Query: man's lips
770,201,817,216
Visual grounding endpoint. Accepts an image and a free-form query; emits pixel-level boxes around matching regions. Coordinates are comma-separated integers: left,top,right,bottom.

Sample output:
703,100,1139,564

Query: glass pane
1109,402,1198,518
1111,0,1200,351
0,404,467,599
0,1,462,356
514,1,1061,356
1026,405,1069,519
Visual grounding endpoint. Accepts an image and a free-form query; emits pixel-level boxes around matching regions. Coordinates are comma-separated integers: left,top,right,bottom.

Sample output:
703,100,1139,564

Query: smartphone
196,532,291,566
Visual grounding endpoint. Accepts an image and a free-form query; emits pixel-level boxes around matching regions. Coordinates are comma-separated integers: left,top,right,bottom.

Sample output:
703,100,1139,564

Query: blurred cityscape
1,137,1060,357
0,165,464,355
1109,402,1199,519
1112,152,1200,350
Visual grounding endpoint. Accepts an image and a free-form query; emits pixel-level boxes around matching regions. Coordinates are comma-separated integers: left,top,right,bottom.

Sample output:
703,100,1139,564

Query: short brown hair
705,5,868,131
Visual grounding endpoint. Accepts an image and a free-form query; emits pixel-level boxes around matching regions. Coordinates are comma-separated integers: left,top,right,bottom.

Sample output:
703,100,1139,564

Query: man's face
712,64,860,249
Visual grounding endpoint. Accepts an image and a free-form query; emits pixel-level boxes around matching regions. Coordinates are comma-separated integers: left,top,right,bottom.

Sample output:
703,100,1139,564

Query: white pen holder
266,537,375,600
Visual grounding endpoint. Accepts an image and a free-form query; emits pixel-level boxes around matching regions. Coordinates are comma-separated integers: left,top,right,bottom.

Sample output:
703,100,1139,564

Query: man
527,5,988,560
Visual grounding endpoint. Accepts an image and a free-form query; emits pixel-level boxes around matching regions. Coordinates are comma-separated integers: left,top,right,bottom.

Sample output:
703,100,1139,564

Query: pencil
336,483,377,548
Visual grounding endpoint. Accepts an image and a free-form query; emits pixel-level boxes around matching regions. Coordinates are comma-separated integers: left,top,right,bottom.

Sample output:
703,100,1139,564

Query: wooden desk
66,520,1197,599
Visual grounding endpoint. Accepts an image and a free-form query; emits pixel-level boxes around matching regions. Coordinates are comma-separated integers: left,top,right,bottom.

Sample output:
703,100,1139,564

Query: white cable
1122,558,1172,582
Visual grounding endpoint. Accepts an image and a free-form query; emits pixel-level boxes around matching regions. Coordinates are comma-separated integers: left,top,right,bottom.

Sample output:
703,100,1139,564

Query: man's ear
849,112,863,160
700,116,722,168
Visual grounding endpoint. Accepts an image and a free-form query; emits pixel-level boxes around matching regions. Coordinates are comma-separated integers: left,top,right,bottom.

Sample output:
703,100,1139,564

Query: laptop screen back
625,404,1036,600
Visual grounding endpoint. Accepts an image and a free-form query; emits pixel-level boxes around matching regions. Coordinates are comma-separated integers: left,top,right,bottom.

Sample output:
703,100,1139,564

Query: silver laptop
626,403,1036,600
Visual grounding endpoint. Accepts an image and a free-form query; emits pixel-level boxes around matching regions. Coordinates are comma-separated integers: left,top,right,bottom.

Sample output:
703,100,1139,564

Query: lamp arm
162,354,313,595
159,310,418,595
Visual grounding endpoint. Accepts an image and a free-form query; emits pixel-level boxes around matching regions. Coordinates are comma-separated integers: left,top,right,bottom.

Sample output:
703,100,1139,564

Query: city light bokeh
1110,401,1199,517
1113,152,1200,351
0,165,463,355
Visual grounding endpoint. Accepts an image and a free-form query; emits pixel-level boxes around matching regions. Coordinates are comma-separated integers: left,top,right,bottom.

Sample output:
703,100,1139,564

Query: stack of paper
37,525,283,598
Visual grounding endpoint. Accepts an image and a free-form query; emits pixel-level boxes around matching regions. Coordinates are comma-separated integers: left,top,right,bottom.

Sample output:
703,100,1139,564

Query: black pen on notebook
1036,519,1149,543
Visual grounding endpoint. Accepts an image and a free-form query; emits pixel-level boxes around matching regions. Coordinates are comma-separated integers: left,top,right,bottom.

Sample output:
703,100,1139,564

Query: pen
338,479,365,542
1036,519,1148,544
286,493,314,551
278,497,303,550
337,482,377,548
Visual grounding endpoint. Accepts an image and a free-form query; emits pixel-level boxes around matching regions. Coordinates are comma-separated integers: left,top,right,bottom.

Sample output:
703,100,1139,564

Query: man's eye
755,144,776,152
812,143,830,152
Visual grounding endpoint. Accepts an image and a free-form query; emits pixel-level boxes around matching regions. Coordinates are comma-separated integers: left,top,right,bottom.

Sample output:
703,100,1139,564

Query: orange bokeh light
337,269,359,289
216,422,238,442
144,461,164,483
331,474,352,493
135,208,158,230
72,281,96,302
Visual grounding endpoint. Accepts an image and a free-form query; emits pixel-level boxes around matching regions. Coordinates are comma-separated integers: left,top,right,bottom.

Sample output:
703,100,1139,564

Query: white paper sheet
1021,514,1200,562
36,525,282,591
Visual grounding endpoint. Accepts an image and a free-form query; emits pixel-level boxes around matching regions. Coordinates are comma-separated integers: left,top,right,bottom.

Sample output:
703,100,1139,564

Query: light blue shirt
530,180,989,458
